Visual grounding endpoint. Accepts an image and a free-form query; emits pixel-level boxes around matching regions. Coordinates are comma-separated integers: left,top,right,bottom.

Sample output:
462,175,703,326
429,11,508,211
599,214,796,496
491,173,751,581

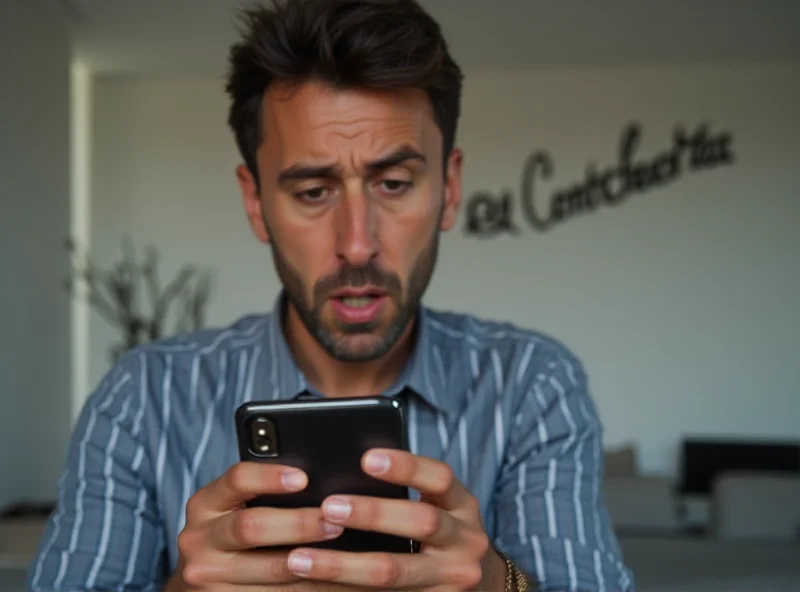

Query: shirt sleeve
492,348,635,592
26,357,167,592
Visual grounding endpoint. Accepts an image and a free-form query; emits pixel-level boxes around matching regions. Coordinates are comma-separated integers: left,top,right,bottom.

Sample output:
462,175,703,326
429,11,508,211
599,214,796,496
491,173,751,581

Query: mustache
314,262,402,296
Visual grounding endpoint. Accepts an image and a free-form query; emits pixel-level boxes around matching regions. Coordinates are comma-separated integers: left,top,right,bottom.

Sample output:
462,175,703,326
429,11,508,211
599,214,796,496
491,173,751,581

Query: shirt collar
264,291,459,416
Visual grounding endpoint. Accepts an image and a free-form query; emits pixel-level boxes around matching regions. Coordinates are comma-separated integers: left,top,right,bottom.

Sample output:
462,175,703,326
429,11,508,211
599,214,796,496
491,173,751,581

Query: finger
321,495,460,547
214,506,344,551
182,549,296,586
286,549,481,590
362,449,472,511
183,550,368,589
190,461,308,518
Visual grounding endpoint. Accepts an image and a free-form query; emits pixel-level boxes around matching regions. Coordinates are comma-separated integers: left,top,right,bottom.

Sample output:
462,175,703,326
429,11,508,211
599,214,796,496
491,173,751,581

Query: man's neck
282,305,417,398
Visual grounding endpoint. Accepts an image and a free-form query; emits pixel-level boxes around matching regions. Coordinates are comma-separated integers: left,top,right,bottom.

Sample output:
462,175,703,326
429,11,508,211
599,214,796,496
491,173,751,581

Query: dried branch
63,237,213,360
150,266,196,338
63,277,119,326
74,267,122,324
142,246,160,314
191,272,213,330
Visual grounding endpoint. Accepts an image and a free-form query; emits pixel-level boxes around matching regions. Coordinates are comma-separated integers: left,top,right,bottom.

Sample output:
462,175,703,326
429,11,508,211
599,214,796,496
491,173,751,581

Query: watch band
498,550,530,592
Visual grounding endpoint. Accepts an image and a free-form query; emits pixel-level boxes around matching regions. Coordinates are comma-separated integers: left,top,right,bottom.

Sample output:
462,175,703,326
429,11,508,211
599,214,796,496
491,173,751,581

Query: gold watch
498,551,530,592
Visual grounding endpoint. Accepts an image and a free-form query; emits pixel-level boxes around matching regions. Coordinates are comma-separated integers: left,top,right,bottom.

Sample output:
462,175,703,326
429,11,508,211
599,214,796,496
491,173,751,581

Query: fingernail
323,497,352,522
288,551,313,576
365,451,391,474
323,521,344,538
281,469,306,491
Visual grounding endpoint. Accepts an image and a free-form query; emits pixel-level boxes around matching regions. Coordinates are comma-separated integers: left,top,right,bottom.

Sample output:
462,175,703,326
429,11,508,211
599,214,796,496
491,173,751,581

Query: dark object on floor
0,501,56,519
679,438,800,495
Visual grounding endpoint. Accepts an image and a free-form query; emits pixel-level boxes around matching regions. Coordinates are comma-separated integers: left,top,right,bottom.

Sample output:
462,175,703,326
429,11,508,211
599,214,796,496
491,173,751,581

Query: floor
0,569,26,592
619,535,800,591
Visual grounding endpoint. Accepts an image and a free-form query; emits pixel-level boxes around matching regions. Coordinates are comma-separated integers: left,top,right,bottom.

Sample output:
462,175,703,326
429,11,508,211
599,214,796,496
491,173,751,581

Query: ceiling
52,0,800,76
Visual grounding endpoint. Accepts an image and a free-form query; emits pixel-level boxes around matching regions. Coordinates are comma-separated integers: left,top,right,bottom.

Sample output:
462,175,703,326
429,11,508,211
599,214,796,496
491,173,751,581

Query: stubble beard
269,228,440,363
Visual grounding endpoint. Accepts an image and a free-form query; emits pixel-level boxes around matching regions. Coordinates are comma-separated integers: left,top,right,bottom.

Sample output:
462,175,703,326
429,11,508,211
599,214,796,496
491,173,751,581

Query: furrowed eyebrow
277,145,426,184
277,163,339,184
365,146,427,172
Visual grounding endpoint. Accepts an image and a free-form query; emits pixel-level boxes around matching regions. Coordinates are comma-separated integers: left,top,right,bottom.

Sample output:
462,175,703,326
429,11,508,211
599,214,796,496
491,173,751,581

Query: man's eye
378,180,412,195
295,187,329,202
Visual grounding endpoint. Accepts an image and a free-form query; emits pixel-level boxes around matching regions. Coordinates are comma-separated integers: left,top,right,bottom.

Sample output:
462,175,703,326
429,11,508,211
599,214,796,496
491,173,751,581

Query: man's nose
334,190,378,267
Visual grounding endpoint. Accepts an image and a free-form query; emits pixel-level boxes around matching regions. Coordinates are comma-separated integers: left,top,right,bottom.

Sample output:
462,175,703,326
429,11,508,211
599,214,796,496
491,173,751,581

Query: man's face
237,81,462,362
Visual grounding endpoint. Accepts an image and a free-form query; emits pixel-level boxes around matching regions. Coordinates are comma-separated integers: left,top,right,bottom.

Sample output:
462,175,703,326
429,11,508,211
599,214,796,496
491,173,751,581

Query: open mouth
337,295,380,308
329,289,388,323
332,288,386,307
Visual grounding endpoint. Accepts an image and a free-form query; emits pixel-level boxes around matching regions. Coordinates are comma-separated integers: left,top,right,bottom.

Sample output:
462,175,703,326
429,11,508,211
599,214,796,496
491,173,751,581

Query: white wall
0,0,72,508
89,62,800,476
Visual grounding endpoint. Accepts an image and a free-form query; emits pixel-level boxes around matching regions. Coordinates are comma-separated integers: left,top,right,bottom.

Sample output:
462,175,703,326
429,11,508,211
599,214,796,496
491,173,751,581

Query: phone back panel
235,395,417,553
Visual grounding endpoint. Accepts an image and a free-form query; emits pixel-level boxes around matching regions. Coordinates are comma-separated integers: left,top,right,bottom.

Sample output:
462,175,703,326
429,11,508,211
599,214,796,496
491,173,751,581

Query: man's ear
236,164,270,244
440,148,463,232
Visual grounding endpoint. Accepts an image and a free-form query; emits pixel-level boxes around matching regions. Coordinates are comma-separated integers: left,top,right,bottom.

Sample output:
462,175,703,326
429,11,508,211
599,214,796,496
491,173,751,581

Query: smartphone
234,394,418,553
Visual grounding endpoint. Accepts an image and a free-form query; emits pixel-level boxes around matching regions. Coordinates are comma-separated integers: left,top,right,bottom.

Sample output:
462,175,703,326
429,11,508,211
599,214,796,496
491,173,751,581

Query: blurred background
1,0,799,590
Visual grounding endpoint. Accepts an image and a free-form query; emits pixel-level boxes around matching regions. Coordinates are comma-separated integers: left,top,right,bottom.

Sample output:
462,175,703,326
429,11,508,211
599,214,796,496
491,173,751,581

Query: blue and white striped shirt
28,295,634,591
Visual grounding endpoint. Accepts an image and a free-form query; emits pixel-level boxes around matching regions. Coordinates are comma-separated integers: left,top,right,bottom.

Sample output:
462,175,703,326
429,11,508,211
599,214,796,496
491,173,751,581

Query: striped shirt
28,294,634,591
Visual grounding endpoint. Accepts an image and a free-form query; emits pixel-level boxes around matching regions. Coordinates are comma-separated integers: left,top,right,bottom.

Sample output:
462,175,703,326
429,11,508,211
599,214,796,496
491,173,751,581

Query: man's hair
225,0,464,184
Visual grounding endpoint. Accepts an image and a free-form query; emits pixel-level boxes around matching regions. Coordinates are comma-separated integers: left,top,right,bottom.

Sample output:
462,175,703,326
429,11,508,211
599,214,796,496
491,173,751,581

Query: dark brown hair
225,0,464,184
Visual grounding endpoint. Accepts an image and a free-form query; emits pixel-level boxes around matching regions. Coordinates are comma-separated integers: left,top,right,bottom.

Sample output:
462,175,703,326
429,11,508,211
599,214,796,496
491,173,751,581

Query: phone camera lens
250,417,278,457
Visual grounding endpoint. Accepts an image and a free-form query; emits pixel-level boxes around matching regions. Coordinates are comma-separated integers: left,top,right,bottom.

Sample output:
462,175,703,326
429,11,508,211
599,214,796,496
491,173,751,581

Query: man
28,0,634,590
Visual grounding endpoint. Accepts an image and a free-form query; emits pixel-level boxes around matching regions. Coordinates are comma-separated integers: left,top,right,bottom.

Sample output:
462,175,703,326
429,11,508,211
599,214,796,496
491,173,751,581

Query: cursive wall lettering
463,190,521,237
464,121,736,237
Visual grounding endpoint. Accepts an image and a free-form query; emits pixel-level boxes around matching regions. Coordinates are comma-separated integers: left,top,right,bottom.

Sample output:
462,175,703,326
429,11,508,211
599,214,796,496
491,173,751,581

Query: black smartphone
234,394,418,553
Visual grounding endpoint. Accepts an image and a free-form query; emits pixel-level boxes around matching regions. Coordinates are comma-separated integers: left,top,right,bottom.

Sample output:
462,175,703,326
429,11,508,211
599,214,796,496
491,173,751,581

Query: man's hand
284,449,507,591
166,461,347,591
